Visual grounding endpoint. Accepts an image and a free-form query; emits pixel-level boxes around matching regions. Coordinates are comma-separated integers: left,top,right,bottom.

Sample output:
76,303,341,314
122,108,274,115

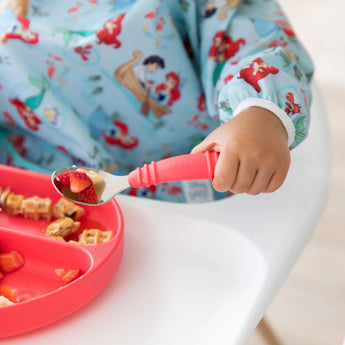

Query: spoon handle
128,151,219,188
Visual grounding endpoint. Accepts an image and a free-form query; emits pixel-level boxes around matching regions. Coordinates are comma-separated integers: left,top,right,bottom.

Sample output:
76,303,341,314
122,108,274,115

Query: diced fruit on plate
0,284,18,302
55,268,81,284
0,251,24,273
0,295,14,307
54,268,65,277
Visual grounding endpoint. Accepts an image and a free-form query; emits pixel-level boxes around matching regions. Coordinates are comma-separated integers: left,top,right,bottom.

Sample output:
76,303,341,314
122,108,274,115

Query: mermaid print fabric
0,0,314,202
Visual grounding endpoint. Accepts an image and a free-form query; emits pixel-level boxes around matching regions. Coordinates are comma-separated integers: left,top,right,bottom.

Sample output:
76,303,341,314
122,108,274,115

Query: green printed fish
295,116,307,143
25,75,50,110
53,28,96,46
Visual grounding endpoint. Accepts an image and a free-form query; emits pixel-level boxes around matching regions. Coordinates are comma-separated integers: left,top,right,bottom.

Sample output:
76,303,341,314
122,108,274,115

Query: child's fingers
247,169,275,195
212,150,239,192
230,159,258,194
264,168,289,193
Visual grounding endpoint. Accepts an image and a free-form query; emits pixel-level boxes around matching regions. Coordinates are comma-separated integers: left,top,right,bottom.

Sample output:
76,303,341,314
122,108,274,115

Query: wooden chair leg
256,317,284,345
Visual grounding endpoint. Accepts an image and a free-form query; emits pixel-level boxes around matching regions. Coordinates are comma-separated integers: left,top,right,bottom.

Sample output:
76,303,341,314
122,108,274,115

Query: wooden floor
247,1,345,344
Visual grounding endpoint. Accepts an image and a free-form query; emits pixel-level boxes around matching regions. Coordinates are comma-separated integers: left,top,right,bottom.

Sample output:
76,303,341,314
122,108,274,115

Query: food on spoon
57,172,71,187
53,197,85,220
69,171,92,193
46,217,80,239
55,169,105,204
81,169,106,199
79,183,98,204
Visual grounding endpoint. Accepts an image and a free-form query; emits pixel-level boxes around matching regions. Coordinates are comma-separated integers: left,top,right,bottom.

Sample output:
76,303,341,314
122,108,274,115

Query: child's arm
193,0,314,194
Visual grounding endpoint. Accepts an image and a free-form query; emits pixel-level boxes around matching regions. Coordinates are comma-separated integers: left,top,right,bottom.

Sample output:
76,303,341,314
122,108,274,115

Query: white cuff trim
233,98,295,146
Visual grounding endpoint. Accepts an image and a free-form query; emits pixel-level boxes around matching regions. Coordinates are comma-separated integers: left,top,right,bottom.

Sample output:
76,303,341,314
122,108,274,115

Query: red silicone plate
0,164,124,339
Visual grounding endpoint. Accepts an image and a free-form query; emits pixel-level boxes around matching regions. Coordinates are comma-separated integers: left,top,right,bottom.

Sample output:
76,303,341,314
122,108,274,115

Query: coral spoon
52,151,219,205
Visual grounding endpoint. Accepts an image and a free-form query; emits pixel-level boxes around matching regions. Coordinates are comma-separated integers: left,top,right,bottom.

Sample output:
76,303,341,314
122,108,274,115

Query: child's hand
191,107,291,195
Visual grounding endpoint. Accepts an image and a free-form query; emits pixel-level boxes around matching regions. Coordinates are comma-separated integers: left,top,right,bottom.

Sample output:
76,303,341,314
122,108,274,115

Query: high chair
247,81,331,345
254,82,331,345
1,83,330,345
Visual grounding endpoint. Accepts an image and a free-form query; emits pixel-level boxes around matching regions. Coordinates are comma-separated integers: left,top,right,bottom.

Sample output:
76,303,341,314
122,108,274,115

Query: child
0,0,313,203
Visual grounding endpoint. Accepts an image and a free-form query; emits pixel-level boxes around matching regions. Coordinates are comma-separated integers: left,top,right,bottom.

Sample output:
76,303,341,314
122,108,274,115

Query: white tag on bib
182,180,215,203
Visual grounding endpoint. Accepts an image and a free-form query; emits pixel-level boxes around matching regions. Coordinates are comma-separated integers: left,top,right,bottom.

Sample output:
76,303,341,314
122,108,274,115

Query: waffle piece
0,187,11,205
47,235,65,242
0,295,14,307
53,197,85,221
21,196,52,221
46,217,80,239
78,229,113,245
68,240,80,245
5,193,24,216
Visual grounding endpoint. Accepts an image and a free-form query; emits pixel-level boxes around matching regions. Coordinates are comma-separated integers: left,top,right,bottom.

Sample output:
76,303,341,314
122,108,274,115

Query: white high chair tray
2,85,330,345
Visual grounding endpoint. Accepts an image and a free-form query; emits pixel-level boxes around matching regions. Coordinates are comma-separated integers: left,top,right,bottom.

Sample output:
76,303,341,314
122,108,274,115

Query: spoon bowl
52,166,129,206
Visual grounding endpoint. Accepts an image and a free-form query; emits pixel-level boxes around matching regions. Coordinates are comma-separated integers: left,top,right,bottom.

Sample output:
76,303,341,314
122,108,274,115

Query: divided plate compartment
0,165,124,339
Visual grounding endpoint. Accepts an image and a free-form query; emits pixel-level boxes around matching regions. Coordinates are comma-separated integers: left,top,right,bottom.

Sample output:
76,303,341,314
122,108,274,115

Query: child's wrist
236,106,289,144
251,106,288,141
233,98,295,146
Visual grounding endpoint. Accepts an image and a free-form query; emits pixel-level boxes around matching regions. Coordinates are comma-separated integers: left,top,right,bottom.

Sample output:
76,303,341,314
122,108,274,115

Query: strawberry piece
0,271,3,280
61,269,80,284
55,268,80,284
53,177,62,191
54,268,65,277
0,251,24,273
69,171,92,193
57,172,72,188
79,184,98,204
0,284,18,302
